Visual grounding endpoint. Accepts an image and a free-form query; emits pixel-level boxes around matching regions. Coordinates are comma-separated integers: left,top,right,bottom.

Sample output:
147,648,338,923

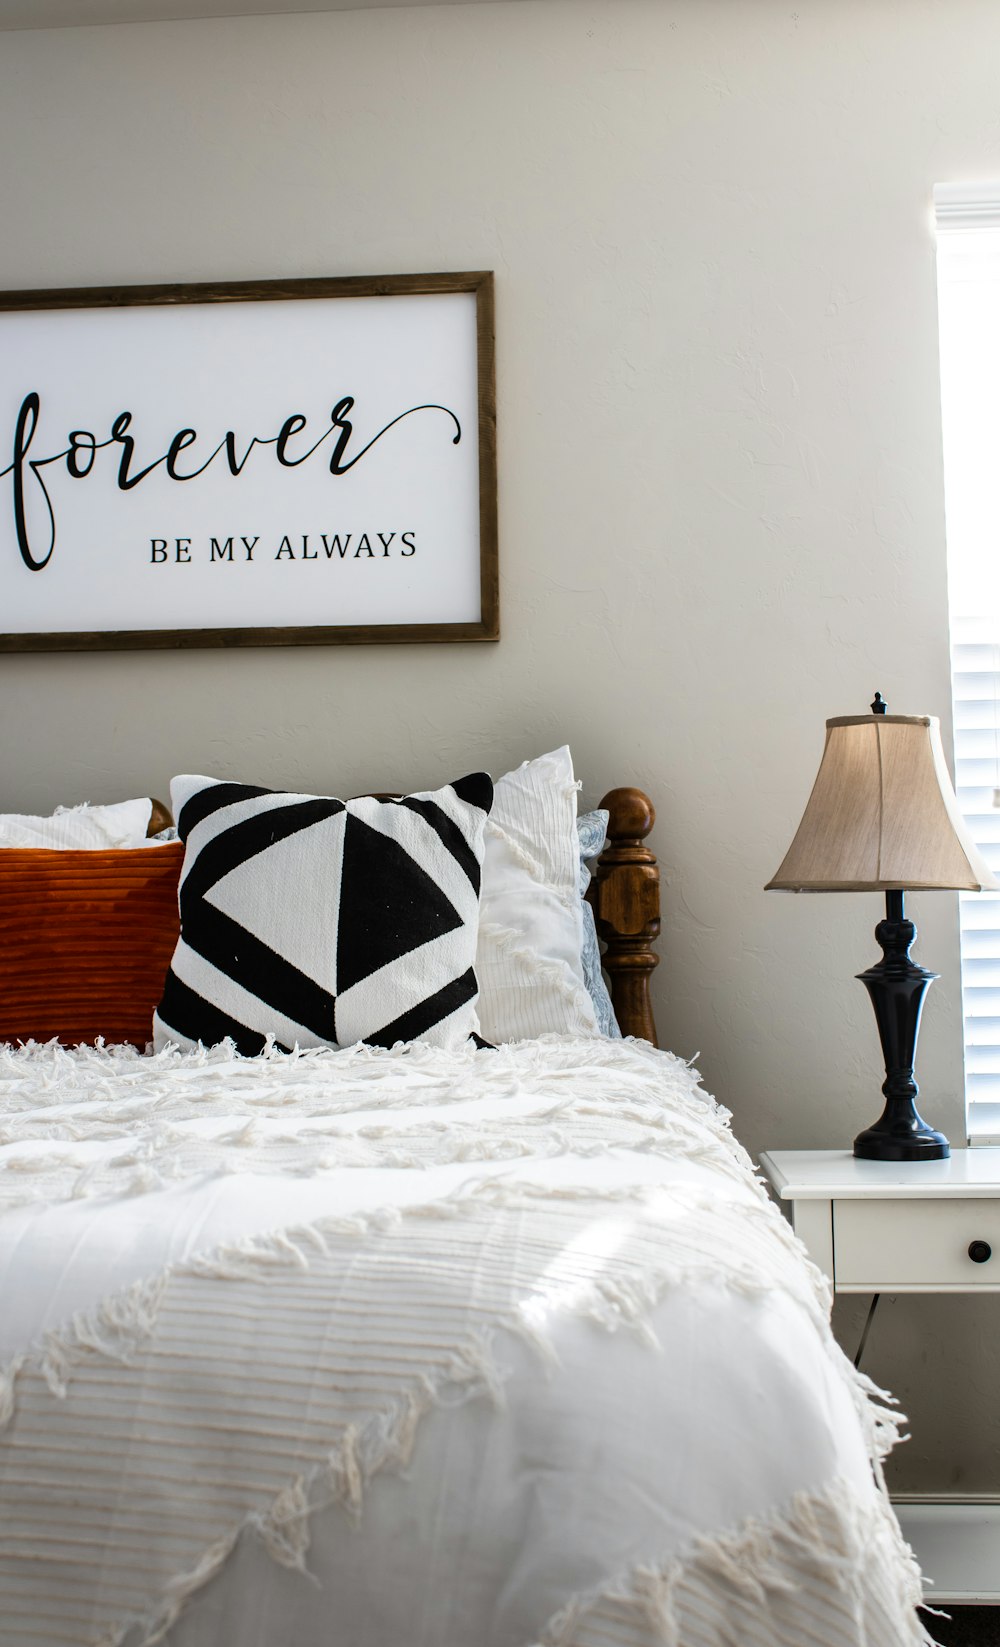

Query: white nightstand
759,1147,1000,1606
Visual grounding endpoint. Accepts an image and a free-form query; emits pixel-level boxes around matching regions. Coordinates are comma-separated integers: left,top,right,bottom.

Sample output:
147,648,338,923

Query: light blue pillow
577,810,621,1039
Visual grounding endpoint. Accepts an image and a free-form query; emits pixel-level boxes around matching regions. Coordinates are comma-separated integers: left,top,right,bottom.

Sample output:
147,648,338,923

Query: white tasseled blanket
0,1036,935,1647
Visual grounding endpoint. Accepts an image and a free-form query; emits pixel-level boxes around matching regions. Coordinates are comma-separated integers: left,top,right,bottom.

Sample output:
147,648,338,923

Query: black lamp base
853,1118,950,1162
852,890,951,1162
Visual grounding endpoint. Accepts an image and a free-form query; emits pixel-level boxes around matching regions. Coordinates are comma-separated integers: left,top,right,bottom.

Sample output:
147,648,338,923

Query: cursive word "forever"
2,391,462,571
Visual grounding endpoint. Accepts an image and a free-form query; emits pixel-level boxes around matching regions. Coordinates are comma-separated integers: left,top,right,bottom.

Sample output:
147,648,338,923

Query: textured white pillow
0,798,153,850
476,747,600,1043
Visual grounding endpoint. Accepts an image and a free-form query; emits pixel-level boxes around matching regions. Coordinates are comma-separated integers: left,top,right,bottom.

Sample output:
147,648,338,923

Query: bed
0,764,934,1647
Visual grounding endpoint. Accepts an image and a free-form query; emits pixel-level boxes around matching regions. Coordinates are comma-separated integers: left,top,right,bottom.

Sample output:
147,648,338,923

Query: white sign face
0,276,497,650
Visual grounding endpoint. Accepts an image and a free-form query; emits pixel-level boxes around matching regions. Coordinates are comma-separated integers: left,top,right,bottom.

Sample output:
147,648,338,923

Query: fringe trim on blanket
0,1176,827,1428
89,1346,922,1647
0,1032,719,1123
533,1475,938,1647
2,1201,871,1644
0,1100,750,1212
93,1327,509,1647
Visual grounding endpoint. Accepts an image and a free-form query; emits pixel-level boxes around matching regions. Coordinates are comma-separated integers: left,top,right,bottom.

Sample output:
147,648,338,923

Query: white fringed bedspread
0,1035,935,1647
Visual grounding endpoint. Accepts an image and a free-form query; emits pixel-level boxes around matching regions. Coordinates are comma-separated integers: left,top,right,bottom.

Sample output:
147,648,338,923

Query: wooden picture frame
0,272,498,652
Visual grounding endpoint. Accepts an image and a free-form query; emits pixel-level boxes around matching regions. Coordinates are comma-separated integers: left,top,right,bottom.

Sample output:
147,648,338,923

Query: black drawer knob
969,1240,993,1264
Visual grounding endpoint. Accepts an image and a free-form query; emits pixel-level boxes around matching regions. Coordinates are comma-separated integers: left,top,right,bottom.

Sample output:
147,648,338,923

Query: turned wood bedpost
587,788,660,1047
148,799,172,836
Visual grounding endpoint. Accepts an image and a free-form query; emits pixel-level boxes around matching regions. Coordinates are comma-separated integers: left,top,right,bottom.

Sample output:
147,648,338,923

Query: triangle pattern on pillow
207,809,346,996
174,797,344,1047
153,775,493,1057
335,812,464,994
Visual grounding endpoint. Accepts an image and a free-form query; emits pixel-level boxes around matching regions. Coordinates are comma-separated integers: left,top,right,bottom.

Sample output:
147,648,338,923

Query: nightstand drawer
835,1197,1000,1289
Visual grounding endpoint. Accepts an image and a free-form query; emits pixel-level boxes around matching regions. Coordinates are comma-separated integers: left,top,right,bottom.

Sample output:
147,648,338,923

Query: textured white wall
1,0,998,1488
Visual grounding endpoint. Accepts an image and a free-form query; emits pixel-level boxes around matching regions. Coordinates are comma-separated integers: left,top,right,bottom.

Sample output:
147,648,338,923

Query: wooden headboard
588,788,660,1047
148,785,662,1047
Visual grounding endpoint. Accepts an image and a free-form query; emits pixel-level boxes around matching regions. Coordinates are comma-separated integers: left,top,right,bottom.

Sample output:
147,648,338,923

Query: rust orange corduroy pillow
0,843,183,1048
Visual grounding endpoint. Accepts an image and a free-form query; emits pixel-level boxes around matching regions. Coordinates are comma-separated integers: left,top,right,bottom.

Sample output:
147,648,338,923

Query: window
935,183,1000,1140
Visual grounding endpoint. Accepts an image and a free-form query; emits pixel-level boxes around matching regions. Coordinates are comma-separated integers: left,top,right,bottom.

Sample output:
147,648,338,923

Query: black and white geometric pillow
153,772,493,1055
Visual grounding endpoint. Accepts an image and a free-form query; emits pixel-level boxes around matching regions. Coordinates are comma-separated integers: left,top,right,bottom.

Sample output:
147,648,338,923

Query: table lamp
766,693,997,1161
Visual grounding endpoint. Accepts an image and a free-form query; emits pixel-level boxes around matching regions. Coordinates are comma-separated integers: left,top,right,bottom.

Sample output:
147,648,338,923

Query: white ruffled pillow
0,798,153,850
475,747,599,1043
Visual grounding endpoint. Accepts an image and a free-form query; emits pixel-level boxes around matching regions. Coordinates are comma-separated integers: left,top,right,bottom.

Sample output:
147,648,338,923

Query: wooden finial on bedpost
147,798,173,836
588,787,660,1046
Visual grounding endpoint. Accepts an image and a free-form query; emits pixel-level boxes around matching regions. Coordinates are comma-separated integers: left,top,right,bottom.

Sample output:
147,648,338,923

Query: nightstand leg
852,1293,880,1369
789,1198,834,1279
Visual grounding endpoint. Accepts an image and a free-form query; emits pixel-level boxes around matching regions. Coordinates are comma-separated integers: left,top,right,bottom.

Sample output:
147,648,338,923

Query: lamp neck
876,891,919,980
885,889,905,924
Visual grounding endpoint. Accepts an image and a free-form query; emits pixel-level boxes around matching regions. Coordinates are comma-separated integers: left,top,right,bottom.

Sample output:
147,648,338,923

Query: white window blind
936,183,1000,1137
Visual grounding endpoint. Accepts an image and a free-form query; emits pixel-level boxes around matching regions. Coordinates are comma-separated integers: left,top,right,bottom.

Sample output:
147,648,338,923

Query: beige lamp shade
766,713,998,892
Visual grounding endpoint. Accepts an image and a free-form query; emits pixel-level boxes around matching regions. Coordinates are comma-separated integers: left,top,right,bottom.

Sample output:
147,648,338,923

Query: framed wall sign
0,272,498,651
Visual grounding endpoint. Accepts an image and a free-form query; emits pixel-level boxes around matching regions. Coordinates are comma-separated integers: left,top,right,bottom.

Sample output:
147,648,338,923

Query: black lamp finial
871,692,887,715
